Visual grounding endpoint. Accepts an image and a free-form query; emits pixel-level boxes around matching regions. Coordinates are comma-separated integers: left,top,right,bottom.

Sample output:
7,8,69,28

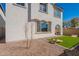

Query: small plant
48,37,58,44
48,38,54,44
48,37,63,44
48,38,53,42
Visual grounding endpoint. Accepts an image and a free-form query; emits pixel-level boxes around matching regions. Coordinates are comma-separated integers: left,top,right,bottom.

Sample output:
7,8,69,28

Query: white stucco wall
6,4,28,42
31,4,53,22
5,3,63,42
53,12,63,36
29,4,53,39
29,3,63,39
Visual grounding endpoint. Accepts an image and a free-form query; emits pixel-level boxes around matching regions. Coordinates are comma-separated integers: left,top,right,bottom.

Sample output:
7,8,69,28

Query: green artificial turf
57,36,79,48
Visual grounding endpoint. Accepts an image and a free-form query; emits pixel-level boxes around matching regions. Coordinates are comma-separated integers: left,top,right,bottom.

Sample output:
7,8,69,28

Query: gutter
53,4,63,12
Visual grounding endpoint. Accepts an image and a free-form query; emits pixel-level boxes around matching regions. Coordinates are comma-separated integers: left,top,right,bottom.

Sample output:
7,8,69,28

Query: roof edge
53,4,63,12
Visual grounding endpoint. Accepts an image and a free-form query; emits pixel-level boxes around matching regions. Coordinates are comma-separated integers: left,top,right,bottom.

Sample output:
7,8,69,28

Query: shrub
48,38,53,43
48,37,59,44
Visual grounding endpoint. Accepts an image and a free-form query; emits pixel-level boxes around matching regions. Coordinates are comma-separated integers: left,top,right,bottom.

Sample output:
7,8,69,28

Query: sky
1,3,79,21
0,3,6,13
56,3,79,21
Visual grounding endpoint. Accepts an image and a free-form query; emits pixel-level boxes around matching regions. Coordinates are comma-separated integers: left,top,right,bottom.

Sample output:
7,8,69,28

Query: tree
71,18,78,27
63,21,71,28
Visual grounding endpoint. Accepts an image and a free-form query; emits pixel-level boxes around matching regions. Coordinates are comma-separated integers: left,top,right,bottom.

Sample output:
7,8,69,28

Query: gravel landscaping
0,38,65,56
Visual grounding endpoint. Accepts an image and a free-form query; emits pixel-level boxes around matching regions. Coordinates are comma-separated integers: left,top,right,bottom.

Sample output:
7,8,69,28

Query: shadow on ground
0,38,5,43
59,46,79,56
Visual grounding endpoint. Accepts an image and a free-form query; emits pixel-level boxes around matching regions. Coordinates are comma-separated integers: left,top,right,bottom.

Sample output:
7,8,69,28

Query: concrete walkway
0,39,65,56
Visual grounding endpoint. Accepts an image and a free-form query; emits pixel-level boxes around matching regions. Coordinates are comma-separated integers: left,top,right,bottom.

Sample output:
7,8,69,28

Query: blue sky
0,3,6,13
56,3,79,21
1,3,79,21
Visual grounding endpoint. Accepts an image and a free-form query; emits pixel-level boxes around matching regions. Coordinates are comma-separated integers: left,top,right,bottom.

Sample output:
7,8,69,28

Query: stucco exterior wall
31,4,53,22
5,3,63,42
53,12,63,35
29,3,63,39
6,4,28,42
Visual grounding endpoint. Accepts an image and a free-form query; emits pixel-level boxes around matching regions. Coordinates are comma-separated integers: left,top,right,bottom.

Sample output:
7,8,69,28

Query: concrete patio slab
0,39,65,56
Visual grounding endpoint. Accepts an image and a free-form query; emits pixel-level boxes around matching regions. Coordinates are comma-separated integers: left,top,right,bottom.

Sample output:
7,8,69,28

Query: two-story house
0,3,63,42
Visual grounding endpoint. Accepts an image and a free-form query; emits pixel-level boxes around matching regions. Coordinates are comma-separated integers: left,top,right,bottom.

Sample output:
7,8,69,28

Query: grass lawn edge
58,36,79,49
48,36,79,50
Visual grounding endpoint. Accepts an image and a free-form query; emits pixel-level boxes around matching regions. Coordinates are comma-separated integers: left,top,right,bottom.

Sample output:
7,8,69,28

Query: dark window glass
40,3,47,13
16,3,25,6
37,21,51,32
40,22,48,32
54,9,61,18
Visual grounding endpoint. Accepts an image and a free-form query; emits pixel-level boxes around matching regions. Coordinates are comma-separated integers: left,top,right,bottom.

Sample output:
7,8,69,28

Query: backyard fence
63,27,79,37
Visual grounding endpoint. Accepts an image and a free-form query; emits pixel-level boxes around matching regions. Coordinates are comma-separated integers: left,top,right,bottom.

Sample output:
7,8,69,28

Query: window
40,3,48,13
55,24,61,35
14,3,26,8
16,3,25,6
37,21,51,32
54,9,61,18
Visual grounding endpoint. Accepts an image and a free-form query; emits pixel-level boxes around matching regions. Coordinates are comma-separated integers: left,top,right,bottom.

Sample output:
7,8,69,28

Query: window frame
37,21,51,33
16,3,25,6
13,3,26,8
54,8,61,18
55,24,61,35
39,3,48,14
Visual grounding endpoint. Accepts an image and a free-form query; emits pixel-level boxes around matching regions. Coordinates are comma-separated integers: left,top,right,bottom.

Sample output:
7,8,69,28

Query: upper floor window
16,3,25,6
40,3,48,13
14,3,26,8
54,9,61,18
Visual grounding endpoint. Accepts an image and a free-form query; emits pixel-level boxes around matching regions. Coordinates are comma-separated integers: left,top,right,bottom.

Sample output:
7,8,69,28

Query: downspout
25,4,29,48
25,3,32,48
25,22,28,48
28,3,33,48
